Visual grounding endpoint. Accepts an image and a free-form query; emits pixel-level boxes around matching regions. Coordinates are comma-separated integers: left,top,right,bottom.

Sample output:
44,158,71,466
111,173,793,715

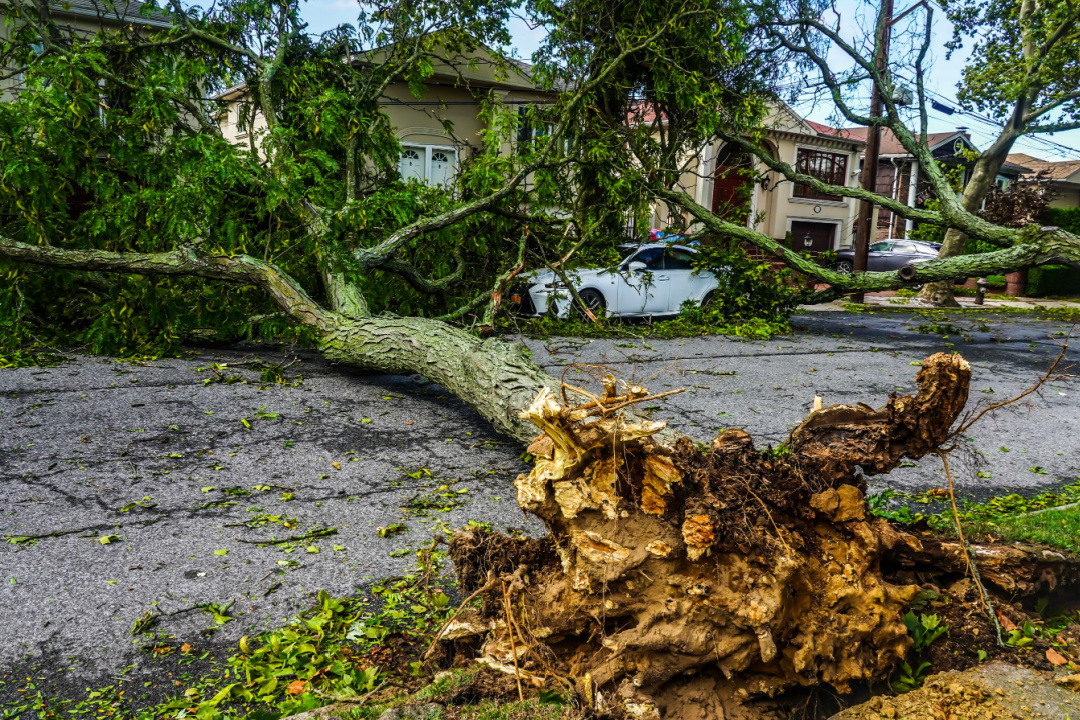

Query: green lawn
966,504,1080,556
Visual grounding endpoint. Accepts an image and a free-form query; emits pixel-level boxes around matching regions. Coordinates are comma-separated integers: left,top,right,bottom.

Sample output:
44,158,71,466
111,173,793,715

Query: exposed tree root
440,353,1079,719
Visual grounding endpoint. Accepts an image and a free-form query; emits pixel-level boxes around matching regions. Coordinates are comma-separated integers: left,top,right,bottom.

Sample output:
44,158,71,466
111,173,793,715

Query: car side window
891,241,916,254
664,248,695,270
631,248,664,270
869,241,892,252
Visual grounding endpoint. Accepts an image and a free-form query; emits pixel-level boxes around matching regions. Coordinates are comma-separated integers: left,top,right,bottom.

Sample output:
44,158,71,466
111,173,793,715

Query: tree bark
0,235,558,442
319,317,558,443
918,149,1014,306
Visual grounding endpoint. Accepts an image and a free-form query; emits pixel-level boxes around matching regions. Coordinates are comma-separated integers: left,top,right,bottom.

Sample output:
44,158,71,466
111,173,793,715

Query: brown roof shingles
1007,153,1080,182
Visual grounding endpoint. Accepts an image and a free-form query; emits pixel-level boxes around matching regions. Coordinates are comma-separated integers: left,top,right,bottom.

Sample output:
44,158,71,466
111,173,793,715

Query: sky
297,0,1080,161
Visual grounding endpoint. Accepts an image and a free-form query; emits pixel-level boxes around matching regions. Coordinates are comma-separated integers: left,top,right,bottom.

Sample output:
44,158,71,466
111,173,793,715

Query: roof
1006,153,1080,182
628,107,862,146
805,120,860,140
52,0,172,28
212,38,547,101
840,127,973,156
832,127,1029,174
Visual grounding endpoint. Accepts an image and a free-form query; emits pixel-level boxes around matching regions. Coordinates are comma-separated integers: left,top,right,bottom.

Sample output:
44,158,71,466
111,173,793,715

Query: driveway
1,310,1077,712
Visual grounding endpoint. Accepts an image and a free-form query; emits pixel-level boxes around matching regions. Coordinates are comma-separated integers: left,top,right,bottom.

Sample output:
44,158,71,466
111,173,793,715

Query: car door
662,247,702,311
887,241,924,270
867,241,894,272
617,247,665,315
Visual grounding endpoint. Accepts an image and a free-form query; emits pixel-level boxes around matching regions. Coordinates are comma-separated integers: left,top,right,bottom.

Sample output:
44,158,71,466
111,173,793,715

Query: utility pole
852,0,894,304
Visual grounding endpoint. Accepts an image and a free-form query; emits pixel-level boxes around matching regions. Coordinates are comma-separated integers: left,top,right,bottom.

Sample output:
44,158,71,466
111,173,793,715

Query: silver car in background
509,243,719,318
831,240,942,273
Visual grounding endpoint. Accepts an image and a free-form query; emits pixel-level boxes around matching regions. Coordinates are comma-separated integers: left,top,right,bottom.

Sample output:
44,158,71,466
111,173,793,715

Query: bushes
1027,265,1080,297
1047,207,1080,235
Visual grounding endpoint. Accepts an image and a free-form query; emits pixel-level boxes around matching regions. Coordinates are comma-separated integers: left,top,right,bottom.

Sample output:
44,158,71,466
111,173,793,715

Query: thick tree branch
377,248,467,294
655,188,1080,293
0,237,336,329
714,130,944,227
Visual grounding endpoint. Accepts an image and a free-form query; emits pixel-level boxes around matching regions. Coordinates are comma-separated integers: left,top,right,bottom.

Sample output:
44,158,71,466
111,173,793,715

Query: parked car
831,240,942,273
509,243,719,318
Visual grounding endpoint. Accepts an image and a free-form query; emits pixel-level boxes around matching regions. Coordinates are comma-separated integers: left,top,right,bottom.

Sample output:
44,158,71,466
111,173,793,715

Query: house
651,105,865,254
214,44,556,187
826,127,1033,241
0,0,171,102
1006,153,1080,209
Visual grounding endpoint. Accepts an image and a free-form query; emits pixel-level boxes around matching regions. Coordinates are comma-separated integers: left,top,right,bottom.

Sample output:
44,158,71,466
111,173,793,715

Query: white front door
429,149,455,186
399,147,425,182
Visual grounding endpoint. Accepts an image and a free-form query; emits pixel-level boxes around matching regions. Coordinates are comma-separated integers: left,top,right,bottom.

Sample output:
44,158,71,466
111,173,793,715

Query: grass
842,302,1080,323
871,481,1080,557
965,504,1080,555
499,311,791,342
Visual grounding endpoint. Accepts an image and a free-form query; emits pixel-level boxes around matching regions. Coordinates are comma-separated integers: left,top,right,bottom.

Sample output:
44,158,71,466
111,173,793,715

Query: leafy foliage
869,480,1080,555
890,612,949,693
945,0,1080,135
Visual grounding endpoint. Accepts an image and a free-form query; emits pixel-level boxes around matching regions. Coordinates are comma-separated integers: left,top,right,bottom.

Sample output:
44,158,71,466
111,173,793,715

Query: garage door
790,221,837,254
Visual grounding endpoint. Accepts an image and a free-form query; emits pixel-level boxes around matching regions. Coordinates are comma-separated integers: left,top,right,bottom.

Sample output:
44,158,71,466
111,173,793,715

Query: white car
510,243,719,318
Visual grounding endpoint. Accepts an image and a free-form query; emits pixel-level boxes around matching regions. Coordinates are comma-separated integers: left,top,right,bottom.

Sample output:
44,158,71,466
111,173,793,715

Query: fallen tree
435,354,1079,719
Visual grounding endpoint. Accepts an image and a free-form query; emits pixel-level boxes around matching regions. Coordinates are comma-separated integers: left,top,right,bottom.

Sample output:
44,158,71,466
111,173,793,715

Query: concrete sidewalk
802,293,1080,312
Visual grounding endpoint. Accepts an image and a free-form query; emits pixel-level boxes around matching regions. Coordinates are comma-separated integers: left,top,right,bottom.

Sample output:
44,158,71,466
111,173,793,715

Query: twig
737,478,792,553
312,679,391,705
561,382,607,412
951,328,1075,438
602,388,686,413
422,572,497,660
235,526,337,546
936,450,1004,647
6,526,101,543
502,581,525,703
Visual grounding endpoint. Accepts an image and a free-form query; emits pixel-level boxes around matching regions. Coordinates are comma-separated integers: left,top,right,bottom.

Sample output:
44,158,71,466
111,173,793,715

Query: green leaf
214,549,228,556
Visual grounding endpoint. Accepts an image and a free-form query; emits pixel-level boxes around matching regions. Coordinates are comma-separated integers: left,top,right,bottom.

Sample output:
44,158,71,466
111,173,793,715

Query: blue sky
298,0,1080,160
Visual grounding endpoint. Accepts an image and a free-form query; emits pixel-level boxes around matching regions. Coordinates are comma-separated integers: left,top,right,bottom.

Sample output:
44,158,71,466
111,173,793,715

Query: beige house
215,45,556,186
651,105,865,253
1006,153,1080,209
0,0,170,102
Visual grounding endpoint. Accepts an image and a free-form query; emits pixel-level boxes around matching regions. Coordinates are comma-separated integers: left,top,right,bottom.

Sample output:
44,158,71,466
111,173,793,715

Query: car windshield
618,246,641,261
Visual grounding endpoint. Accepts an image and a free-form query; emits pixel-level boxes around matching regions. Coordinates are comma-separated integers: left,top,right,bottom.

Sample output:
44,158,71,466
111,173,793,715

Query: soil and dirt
832,662,1080,719
436,353,1080,719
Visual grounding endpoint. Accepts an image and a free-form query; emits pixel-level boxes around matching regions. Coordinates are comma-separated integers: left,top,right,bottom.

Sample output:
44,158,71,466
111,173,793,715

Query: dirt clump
439,354,1080,719
832,662,1080,719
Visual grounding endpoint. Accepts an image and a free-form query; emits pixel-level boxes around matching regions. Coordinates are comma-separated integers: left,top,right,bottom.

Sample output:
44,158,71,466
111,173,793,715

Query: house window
398,145,458,186
794,149,848,200
516,106,553,145
236,105,249,134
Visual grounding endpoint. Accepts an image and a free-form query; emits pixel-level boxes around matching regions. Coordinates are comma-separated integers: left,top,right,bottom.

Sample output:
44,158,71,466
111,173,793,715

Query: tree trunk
918,143,1016,307
318,316,559,443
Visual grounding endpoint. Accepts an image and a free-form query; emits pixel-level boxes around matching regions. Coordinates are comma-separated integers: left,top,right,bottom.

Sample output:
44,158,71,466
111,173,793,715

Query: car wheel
701,291,715,307
833,259,854,275
576,289,606,318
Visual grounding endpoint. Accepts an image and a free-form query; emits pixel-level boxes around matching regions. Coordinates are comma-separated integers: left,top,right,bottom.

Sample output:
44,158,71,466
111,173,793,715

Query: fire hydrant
975,277,989,305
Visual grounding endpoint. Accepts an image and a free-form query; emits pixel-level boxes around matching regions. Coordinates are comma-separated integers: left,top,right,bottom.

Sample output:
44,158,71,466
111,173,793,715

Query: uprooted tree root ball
439,353,1076,719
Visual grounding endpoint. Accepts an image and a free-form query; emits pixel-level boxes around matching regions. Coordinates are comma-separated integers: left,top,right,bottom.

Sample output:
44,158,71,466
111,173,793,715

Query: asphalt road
1,309,1077,712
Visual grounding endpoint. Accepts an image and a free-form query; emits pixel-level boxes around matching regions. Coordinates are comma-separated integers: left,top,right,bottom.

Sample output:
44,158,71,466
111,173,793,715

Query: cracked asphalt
1,309,1078,711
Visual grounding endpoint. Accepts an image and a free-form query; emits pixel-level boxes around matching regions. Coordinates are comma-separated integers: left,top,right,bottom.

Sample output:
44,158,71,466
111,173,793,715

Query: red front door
711,146,752,224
